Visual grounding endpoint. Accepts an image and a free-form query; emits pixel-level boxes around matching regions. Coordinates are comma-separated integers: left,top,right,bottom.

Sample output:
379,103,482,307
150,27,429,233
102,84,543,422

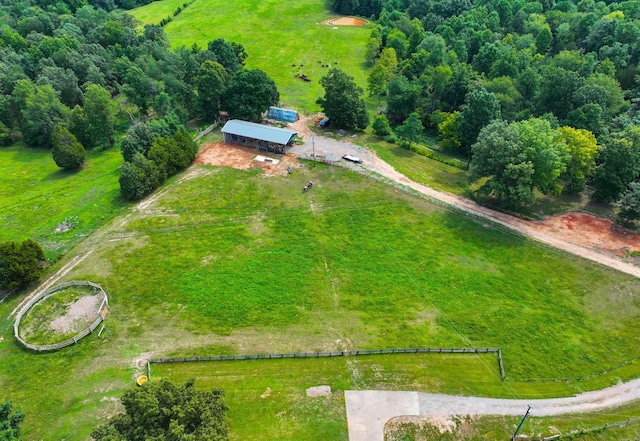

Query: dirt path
346,378,640,441
288,120,640,279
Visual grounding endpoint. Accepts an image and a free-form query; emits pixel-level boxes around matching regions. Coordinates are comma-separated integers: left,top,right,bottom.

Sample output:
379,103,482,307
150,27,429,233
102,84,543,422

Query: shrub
0,239,46,291
385,135,397,144
52,125,85,169
372,114,391,136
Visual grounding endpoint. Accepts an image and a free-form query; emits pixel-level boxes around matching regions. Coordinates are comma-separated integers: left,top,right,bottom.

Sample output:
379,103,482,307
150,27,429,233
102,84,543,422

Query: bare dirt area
534,212,640,256
49,294,101,334
196,142,297,176
323,17,369,25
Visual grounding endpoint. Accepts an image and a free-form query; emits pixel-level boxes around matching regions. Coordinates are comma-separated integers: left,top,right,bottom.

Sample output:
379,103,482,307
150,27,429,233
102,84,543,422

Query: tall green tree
469,120,535,208
92,379,228,441
459,87,501,156
592,126,640,202
21,84,69,148
0,401,24,441
52,125,85,170
396,112,424,146
511,118,568,195
317,68,369,130
221,69,279,122
558,126,599,193
196,61,229,120
83,83,115,148
617,182,640,225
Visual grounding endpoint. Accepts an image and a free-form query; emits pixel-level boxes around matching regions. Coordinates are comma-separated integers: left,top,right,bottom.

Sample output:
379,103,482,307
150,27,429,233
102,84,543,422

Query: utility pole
512,406,532,441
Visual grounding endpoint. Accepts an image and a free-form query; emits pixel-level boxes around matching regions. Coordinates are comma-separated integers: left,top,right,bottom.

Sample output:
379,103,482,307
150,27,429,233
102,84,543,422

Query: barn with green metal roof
221,120,298,154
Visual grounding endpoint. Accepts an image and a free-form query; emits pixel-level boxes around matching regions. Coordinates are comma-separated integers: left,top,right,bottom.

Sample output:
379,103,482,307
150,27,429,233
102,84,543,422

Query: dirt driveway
287,119,640,278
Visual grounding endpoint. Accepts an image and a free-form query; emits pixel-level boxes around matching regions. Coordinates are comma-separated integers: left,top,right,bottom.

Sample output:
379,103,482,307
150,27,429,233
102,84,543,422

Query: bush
0,239,46,291
372,114,391,136
385,135,397,144
52,125,85,169
119,153,162,200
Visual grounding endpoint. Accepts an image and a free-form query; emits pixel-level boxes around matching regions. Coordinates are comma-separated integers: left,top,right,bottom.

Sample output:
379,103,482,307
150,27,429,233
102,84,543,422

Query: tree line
360,0,640,213
0,0,279,200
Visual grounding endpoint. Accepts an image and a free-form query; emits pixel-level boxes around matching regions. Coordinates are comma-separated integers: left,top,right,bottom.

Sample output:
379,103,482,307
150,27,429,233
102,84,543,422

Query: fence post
498,349,506,381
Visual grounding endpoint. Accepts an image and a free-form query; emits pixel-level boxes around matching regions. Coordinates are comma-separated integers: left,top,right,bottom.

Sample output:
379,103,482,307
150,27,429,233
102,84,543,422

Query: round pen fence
14,281,109,352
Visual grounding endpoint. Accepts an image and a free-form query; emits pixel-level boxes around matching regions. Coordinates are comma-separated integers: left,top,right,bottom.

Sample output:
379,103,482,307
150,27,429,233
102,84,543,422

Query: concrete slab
345,391,419,441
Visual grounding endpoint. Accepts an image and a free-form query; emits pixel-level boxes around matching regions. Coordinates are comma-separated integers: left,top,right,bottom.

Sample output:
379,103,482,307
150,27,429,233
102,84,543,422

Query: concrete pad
306,385,331,397
345,391,419,441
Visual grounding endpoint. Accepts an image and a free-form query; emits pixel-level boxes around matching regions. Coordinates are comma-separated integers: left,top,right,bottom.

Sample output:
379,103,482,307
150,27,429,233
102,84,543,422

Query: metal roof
221,120,297,145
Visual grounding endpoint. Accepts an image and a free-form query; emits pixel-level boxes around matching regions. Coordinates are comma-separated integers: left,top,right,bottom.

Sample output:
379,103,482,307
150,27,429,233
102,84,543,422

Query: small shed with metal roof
267,106,299,123
221,120,298,154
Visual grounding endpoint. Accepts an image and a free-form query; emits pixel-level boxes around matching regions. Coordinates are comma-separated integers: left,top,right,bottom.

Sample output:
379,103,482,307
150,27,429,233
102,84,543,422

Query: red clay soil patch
534,212,640,255
324,16,369,25
196,142,297,177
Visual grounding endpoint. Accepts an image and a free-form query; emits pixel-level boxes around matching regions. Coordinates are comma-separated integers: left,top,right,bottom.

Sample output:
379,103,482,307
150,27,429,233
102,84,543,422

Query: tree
367,64,387,101
618,182,640,225
92,379,228,441
317,68,369,130
52,125,85,169
0,239,46,291
437,111,462,152
592,127,640,202
0,401,24,441
511,118,568,195
372,113,391,136
83,83,115,148
396,112,424,146
558,126,599,193
121,123,156,162
459,88,501,157
196,61,229,120
469,120,535,208
119,153,162,201
21,84,70,148
221,69,279,122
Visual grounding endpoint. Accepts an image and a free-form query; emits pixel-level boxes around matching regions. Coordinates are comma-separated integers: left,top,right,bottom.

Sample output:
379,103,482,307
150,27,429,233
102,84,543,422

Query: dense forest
2,0,640,212
342,0,640,211
0,0,278,201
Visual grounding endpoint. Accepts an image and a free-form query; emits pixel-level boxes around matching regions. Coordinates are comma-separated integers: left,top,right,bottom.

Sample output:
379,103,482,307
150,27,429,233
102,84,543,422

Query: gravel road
346,378,640,440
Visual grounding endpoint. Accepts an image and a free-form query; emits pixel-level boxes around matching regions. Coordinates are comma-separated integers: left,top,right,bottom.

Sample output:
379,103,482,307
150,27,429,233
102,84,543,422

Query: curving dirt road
288,124,640,279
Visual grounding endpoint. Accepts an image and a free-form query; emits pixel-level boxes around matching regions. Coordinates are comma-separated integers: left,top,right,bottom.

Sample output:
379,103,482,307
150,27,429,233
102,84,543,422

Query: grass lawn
129,0,371,112
0,144,127,260
2,161,640,439
363,136,469,194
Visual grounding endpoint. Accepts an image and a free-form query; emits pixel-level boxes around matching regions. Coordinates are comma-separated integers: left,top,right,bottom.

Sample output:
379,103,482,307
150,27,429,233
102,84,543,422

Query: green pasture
2,162,640,439
129,0,371,112
0,144,126,260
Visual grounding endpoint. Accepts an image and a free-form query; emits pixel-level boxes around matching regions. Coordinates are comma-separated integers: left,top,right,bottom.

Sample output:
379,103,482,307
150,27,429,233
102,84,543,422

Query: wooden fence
14,280,109,352
523,416,640,440
148,347,505,380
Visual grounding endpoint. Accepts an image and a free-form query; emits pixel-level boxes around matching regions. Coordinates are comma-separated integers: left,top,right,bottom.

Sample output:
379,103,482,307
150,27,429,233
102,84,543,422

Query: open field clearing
0,145,126,260
2,156,640,439
129,0,371,111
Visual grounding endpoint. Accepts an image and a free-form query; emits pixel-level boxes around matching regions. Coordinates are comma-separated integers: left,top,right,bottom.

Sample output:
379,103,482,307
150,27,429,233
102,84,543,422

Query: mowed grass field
0,144,126,260
2,160,640,439
129,0,371,112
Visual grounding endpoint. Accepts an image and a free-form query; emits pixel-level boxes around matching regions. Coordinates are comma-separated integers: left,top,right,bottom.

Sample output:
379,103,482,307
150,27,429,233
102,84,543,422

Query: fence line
194,122,218,142
148,347,505,380
524,416,640,440
14,281,109,352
